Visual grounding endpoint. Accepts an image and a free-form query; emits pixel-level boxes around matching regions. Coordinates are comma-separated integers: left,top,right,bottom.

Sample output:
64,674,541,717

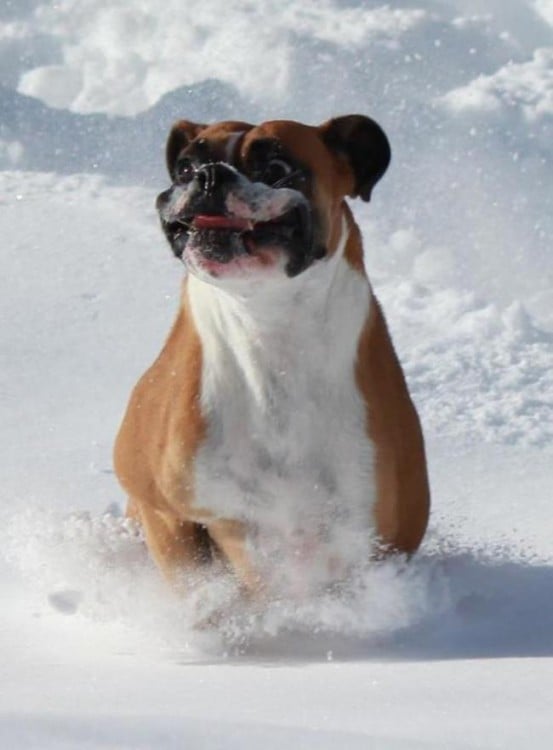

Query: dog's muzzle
156,162,324,277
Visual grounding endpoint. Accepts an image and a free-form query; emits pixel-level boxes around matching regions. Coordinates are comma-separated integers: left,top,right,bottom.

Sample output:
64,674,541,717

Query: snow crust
1,1,552,747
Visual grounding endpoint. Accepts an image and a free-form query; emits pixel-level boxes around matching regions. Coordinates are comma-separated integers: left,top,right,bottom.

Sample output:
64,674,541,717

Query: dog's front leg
131,499,209,588
207,518,263,596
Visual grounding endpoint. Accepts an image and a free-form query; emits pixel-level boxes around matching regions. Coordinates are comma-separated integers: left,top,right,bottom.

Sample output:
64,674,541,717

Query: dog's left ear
319,115,391,201
165,120,206,180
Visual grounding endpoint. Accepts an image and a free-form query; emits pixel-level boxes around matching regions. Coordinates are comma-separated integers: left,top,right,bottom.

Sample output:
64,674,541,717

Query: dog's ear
319,115,391,201
165,120,206,180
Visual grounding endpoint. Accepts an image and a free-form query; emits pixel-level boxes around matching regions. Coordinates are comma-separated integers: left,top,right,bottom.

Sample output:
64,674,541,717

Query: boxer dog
114,115,430,597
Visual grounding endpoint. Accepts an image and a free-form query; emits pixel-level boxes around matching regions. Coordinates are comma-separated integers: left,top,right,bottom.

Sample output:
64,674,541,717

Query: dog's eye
264,158,293,186
174,157,195,185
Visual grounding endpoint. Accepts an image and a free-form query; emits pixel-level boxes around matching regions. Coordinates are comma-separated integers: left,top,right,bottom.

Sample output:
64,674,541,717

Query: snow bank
441,48,553,120
534,0,553,26
14,1,426,115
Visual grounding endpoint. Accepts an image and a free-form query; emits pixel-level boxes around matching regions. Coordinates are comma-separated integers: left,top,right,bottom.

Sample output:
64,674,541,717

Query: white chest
187,251,377,590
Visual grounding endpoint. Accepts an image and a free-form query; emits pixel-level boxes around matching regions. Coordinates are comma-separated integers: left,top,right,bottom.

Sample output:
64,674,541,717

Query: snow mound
534,0,553,27
15,1,426,116
379,282,553,446
441,48,553,120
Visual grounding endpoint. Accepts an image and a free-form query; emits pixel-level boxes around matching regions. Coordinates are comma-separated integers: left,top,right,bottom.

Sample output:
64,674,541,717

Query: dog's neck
186,215,371,405
187,213,352,323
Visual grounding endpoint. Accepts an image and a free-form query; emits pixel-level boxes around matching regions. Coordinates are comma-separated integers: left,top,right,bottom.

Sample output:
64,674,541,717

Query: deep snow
1,0,552,747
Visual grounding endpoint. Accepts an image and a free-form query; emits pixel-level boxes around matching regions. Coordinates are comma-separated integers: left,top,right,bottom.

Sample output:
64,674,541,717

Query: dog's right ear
165,120,206,180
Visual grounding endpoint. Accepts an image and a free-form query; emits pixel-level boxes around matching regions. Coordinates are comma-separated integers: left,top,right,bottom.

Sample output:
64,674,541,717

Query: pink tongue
193,215,252,231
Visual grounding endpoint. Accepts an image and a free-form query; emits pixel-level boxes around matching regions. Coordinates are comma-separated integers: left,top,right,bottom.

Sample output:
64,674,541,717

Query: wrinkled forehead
183,120,252,162
186,120,330,167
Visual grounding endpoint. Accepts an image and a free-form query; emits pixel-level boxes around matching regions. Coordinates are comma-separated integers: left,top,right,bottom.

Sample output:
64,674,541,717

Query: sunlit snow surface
1,0,553,747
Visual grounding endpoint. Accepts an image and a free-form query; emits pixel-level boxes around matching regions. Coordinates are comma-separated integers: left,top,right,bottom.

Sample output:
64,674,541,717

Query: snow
534,0,553,26
14,2,427,115
1,0,552,747
441,47,553,119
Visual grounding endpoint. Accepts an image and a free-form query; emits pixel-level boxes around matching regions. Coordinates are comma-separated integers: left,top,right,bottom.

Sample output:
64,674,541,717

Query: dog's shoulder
114,292,205,498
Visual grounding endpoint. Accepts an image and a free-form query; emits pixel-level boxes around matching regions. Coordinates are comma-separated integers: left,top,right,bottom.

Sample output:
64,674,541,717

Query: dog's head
156,116,390,281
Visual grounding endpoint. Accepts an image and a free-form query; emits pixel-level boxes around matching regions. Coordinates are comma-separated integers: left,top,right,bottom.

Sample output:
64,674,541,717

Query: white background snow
1,0,552,747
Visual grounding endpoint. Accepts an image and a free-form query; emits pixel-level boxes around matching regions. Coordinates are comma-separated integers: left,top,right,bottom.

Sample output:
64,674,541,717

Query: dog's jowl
114,115,430,596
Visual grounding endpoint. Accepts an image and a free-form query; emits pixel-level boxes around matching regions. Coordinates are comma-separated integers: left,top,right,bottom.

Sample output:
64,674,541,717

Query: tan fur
114,289,262,589
356,292,430,553
340,206,430,552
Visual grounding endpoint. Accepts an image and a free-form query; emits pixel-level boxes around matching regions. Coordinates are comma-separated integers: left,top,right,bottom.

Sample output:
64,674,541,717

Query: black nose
195,162,238,195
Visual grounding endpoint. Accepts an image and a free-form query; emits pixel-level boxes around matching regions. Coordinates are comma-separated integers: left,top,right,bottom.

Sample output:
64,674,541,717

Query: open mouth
163,204,313,275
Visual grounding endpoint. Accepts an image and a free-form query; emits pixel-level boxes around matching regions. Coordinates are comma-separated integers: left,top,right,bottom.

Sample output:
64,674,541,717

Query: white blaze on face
224,131,246,163
225,180,304,222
